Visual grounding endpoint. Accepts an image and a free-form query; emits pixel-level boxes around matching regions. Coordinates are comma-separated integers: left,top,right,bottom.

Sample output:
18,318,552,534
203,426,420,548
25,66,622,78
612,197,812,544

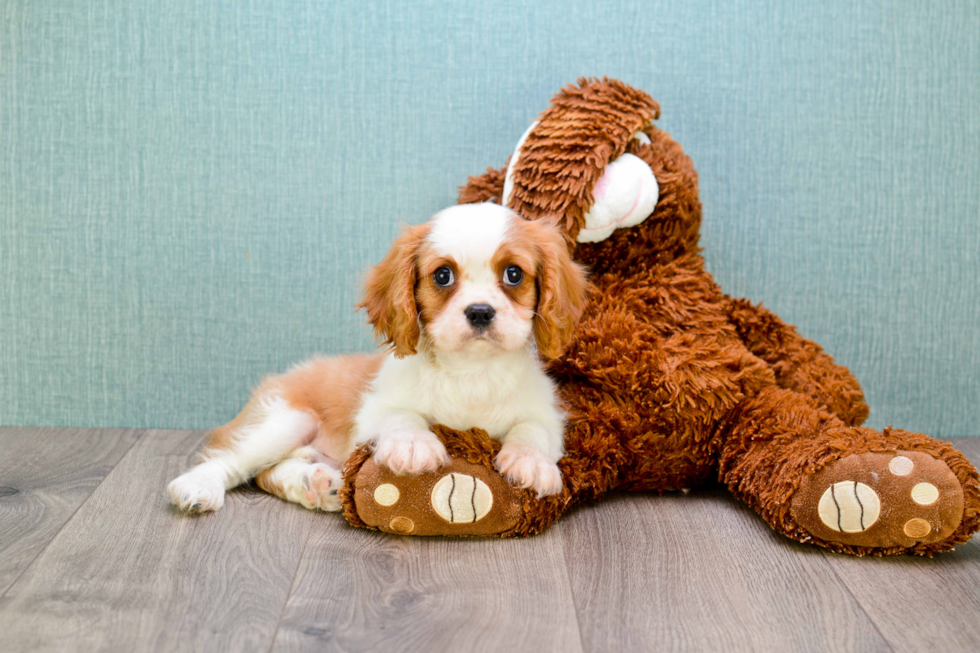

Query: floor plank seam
558,524,591,653
0,428,144,602
817,551,897,653
266,512,317,653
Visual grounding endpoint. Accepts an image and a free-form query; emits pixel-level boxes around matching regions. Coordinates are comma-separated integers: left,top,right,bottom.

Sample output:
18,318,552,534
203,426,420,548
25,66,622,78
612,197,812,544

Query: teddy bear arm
340,424,567,537
458,165,507,205
725,297,869,426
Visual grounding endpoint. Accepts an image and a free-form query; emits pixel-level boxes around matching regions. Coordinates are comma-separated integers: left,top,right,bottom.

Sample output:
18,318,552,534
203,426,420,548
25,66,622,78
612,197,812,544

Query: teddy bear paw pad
791,451,965,549
351,457,522,536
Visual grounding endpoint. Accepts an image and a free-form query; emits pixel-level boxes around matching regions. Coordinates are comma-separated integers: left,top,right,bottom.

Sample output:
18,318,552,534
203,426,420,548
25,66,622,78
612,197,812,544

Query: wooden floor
0,429,978,652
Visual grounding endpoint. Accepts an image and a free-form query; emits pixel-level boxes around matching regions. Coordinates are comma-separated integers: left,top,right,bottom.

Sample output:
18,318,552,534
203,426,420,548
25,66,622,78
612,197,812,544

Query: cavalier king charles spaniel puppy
168,203,589,513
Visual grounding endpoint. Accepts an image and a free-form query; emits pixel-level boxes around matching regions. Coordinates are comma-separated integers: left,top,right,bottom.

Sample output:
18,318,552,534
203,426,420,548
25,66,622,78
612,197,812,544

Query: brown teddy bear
340,78,980,556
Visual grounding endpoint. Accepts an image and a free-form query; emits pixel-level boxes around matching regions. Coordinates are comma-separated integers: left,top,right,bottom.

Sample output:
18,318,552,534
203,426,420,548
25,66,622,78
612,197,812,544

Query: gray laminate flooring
1,428,978,652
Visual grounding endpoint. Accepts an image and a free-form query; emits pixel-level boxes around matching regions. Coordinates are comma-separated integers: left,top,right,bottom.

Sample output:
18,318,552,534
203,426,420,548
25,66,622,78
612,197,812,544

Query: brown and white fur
167,203,589,513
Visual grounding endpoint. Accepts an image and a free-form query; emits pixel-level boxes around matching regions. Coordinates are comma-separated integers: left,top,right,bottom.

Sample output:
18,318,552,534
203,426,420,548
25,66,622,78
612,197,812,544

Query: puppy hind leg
168,395,320,513
255,446,343,512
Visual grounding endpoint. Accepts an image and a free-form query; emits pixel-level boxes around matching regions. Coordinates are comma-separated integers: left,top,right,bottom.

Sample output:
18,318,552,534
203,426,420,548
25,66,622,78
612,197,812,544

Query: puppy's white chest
420,369,517,437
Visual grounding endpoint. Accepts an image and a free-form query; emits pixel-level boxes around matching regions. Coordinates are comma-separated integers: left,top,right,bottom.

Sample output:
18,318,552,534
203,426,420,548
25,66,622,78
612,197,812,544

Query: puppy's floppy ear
529,218,590,359
358,223,429,358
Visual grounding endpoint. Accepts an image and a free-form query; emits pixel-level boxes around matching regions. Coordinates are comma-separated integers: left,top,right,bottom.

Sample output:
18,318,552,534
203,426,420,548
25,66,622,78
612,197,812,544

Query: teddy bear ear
502,78,660,243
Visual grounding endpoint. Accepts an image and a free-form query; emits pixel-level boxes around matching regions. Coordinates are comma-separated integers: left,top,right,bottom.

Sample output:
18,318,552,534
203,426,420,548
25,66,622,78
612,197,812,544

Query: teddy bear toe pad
352,458,521,537
791,451,965,549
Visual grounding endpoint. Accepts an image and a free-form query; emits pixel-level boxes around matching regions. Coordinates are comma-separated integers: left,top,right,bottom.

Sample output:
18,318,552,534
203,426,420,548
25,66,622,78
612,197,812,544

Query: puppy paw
168,468,225,513
287,462,343,512
374,431,450,475
495,444,563,498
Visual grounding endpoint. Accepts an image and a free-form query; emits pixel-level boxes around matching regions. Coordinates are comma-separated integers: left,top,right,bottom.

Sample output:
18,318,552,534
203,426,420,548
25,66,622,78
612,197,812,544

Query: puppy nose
464,304,495,328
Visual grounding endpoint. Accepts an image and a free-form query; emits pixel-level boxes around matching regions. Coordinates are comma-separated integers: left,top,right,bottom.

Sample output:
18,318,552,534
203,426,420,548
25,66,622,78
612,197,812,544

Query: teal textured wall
1,1,978,434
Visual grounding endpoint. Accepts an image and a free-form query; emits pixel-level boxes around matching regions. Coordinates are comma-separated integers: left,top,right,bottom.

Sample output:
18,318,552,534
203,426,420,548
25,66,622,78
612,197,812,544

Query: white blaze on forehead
422,203,534,354
428,203,513,271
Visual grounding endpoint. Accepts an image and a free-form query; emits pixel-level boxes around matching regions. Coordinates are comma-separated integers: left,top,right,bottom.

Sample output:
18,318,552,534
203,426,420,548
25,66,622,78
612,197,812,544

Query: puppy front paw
168,468,225,513
495,444,563,498
374,431,450,475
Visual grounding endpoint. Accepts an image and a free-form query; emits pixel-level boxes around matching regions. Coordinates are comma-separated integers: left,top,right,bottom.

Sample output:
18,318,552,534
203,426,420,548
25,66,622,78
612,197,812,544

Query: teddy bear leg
725,298,869,426
719,387,980,555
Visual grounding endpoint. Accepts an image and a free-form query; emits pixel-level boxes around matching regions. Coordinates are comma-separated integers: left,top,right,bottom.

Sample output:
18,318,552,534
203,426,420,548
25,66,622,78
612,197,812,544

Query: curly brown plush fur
342,78,979,555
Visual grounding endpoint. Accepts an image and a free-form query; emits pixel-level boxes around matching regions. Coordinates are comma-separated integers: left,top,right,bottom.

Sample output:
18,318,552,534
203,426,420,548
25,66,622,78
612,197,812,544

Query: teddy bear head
498,77,702,273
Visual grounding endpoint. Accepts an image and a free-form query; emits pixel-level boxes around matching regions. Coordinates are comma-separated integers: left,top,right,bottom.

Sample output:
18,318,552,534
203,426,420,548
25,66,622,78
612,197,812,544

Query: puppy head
360,203,588,359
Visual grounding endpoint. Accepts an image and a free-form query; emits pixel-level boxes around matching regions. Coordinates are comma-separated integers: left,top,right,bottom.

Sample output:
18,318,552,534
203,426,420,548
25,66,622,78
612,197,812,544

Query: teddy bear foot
790,451,966,551
345,453,525,537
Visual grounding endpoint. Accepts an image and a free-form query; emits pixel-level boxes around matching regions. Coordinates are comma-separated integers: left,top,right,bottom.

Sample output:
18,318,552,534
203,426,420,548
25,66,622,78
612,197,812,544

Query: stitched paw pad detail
430,473,494,524
817,481,881,533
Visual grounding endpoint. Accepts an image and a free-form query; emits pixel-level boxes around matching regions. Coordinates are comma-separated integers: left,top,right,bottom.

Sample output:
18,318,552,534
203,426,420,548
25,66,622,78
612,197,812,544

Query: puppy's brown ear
358,223,429,358
530,219,590,359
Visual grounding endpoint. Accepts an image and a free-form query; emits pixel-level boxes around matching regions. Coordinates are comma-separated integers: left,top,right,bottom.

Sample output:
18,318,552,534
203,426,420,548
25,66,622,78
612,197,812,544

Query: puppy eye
433,266,454,287
503,265,524,286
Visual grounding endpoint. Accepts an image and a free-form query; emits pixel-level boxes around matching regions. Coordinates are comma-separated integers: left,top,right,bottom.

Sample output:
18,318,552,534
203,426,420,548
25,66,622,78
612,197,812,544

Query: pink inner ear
592,169,611,200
